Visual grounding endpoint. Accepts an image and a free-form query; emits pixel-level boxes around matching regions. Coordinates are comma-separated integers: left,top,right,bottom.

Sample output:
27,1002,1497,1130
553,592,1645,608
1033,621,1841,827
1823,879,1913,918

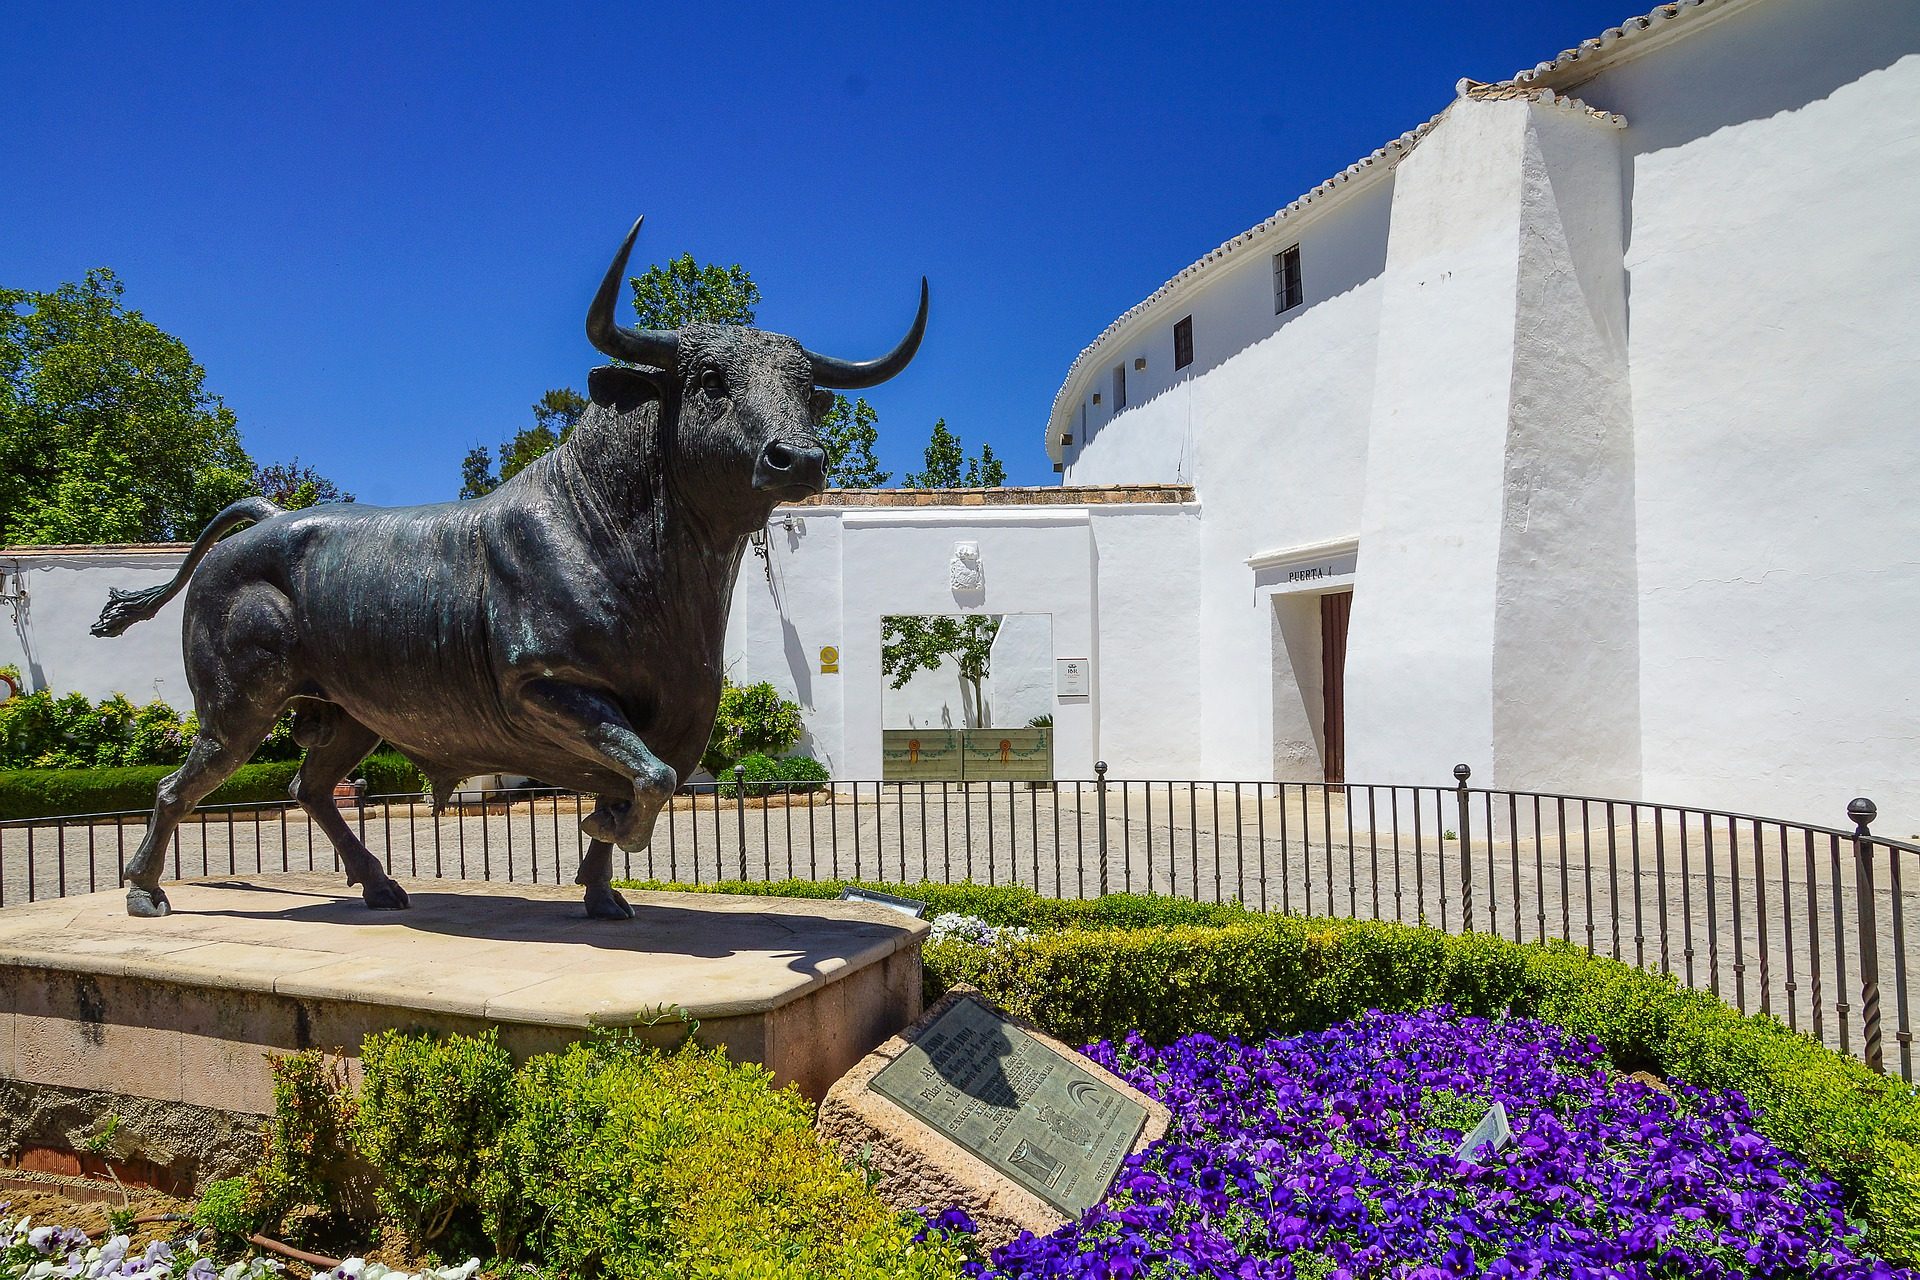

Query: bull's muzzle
753,440,828,495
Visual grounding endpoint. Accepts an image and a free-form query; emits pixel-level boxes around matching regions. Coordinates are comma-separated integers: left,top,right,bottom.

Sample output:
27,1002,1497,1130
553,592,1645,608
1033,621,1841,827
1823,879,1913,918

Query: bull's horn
586,216,679,369
806,278,928,389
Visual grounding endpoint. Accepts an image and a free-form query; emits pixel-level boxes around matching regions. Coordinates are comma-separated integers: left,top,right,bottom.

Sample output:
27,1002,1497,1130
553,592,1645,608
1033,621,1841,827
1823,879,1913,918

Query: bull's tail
91,496,285,637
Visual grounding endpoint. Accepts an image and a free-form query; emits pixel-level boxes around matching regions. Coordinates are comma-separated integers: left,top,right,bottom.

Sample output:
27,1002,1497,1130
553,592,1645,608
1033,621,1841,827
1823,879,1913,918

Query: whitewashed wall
1572,0,1920,821
0,550,192,706
1064,179,1394,489
724,501,1202,781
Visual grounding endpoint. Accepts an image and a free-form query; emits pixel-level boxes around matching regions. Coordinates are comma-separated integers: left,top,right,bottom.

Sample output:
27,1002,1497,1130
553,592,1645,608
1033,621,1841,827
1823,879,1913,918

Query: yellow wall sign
819,645,840,674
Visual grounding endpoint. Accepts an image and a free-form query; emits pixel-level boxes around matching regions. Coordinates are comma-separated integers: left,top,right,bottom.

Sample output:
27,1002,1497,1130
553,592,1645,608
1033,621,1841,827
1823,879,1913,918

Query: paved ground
5,782,1915,1074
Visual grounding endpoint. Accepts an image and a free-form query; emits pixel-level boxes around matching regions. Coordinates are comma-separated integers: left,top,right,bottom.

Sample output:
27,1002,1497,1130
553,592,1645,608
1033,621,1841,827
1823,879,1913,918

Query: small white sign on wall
1056,657,1090,698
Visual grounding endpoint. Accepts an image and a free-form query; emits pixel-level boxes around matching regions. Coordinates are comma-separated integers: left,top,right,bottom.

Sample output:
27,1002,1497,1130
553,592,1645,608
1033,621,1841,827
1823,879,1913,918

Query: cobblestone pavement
5,781,1914,1073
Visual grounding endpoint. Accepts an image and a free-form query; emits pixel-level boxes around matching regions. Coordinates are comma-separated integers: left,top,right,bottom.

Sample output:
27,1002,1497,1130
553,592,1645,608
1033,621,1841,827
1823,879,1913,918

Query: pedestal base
0,874,925,1189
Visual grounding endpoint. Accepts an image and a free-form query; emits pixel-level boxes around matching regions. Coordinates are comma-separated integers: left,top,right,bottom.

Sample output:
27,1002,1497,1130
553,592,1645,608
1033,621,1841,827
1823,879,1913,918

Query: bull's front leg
520,680,676,920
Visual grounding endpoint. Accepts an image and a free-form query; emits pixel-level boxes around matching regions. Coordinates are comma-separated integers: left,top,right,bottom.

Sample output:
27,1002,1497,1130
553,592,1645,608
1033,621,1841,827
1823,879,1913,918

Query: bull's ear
588,365,666,413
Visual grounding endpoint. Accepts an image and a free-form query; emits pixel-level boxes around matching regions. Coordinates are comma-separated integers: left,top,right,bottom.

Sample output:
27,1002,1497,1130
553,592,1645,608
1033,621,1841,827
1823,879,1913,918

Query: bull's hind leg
125,580,298,916
290,707,408,910
123,700,286,917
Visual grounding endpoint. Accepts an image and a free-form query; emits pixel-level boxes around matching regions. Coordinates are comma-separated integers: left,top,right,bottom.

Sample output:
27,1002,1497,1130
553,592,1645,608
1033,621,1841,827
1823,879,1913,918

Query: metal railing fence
2,763,1913,1080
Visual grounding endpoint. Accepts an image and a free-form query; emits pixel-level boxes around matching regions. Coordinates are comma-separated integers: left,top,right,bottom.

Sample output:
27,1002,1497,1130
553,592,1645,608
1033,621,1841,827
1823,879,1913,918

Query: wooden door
1320,591,1352,784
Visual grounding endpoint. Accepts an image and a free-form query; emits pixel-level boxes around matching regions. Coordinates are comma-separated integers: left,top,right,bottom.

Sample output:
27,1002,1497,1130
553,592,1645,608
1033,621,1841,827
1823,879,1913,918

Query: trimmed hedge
0,750,425,819
618,877,1259,931
617,879,1920,1263
0,761,300,820
358,751,427,797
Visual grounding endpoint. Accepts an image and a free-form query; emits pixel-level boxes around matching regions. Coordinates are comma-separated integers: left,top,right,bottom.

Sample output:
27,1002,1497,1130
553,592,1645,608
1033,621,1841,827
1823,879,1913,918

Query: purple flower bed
963,1009,1912,1279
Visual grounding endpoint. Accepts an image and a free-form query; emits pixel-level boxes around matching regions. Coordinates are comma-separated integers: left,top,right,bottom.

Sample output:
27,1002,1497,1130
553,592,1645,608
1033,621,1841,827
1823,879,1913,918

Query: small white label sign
1056,658,1090,698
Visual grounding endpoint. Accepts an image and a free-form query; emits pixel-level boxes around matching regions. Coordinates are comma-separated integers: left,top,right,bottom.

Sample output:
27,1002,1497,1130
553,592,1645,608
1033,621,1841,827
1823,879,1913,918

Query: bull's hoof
583,885,634,920
362,878,410,910
582,803,652,852
126,886,171,918
580,802,628,845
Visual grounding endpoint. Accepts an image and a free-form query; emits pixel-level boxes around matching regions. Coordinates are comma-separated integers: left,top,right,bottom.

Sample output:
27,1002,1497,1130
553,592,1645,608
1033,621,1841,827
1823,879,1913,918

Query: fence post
735,765,749,881
1851,797,1885,1073
1095,761,1110,897
1454,764,1473,932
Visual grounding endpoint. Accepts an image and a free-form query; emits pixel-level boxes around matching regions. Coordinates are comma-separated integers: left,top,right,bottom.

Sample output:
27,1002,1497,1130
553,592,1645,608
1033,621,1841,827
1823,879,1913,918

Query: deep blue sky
3,1,1634,504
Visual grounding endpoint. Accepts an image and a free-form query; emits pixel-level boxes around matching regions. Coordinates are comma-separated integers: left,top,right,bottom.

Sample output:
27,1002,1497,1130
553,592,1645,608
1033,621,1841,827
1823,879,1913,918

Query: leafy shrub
0,680,193,769
352,1028,515,1242
240,1031,964,1278
259,1050,355,1226
192,1175,262,1251
0,665,327,776
773,751,830,790
715,752,831,797
0,760,301,819
485,1038,964,1278
700,678,803,776
358,751,427,797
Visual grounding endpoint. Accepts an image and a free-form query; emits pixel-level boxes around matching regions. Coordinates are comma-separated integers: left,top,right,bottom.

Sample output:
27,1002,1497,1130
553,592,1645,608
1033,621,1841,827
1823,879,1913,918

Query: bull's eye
700,368,728,398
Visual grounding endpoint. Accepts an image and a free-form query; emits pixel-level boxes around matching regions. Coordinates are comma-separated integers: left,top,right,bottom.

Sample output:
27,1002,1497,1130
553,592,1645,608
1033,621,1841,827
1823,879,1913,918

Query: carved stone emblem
949,541,983,596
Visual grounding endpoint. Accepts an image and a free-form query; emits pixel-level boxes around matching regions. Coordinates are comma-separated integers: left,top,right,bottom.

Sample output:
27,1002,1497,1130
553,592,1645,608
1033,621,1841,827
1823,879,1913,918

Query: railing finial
1849,797,1877,830
1453,763,1471,785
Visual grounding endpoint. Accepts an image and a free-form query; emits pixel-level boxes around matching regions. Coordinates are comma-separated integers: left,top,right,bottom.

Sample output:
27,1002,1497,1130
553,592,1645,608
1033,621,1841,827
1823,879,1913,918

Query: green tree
253,458,353,510
459,446,498,500
0,269,254,543
880,614,1001,728
817,395,890,488
903,420,1004,488
627,254,760,330
458,387,589,498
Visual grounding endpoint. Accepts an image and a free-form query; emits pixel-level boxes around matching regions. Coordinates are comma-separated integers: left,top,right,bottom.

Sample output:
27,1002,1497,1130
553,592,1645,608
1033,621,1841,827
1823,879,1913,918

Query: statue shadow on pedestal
184,880,915,979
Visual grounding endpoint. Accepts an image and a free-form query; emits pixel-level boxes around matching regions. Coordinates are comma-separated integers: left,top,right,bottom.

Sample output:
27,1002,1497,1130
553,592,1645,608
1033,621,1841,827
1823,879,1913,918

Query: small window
1112,364,1127,410
1173,315,1194,369
1274,245,1303,314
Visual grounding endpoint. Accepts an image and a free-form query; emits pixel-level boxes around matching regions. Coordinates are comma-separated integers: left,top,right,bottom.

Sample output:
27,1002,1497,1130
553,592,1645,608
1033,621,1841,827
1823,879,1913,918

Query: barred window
1173,315,1194,370
1274,244,1303,314
1112,364,1127,410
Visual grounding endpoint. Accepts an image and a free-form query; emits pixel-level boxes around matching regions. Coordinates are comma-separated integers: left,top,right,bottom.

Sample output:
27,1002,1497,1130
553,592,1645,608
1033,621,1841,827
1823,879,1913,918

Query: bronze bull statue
94,218,926,919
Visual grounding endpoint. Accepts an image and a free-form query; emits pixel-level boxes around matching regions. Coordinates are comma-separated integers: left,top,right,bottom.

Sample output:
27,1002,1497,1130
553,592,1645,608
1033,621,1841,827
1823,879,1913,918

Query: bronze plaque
870,996,1147,1215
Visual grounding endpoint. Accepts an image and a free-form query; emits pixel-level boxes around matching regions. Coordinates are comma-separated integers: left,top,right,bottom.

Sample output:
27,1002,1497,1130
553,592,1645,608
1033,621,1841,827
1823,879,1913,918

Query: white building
6,0,1916,824
1030,0,1919,821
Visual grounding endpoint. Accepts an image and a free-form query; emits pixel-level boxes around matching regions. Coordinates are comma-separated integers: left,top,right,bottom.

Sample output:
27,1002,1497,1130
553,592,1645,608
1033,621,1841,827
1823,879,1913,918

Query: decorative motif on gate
880,727,1053,781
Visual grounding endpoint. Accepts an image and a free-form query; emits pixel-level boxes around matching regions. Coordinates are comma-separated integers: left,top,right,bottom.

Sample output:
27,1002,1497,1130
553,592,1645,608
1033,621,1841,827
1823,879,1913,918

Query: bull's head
584,218,926,518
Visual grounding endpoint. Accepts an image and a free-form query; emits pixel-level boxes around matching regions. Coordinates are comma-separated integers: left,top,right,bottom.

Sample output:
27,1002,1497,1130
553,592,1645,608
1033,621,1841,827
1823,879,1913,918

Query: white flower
927,912,1032,947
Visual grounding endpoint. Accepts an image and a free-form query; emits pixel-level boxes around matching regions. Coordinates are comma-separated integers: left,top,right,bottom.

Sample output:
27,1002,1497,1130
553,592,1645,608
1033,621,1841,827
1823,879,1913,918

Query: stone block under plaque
817,986,1170,1248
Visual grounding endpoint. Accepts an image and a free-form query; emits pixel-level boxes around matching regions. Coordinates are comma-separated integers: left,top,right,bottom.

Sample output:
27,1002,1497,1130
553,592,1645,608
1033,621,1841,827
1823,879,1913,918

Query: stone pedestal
0,874,925,1190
